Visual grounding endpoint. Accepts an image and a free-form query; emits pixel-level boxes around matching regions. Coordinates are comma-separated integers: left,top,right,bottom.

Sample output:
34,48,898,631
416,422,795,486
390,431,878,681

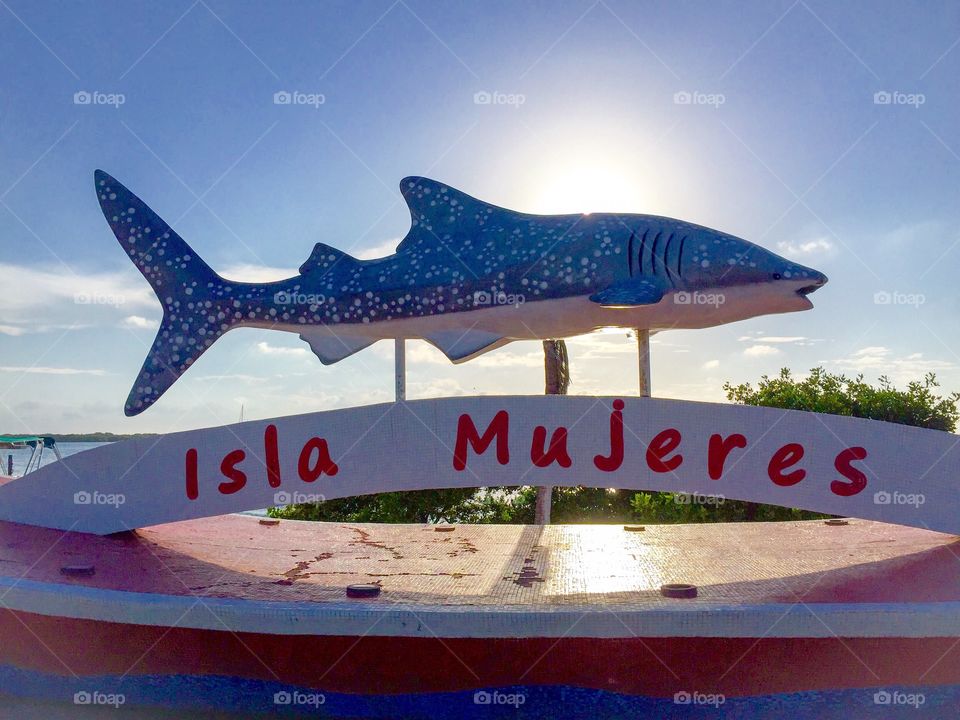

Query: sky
1,0,960,434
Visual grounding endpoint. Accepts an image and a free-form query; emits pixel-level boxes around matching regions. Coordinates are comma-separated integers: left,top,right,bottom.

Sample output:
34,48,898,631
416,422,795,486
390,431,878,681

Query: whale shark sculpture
95,170,827,415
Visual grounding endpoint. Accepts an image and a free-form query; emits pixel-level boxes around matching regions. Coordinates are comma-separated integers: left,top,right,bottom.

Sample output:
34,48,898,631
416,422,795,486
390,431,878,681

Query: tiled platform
1,514,956,606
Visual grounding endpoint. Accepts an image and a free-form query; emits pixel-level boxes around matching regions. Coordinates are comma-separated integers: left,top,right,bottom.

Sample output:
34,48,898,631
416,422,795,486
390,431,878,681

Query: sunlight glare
529,164,648,215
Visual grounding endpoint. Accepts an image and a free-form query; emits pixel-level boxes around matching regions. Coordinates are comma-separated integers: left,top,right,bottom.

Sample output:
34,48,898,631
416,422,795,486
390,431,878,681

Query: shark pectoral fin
299,243,361,275
425,330,510,363
299,329,376,365
589,278,667,307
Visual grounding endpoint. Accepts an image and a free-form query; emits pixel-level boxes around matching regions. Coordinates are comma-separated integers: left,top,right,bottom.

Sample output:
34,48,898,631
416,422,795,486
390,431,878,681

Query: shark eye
772,272,782,280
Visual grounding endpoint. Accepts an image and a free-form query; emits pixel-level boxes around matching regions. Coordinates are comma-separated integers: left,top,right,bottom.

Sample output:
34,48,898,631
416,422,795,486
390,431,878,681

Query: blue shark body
95,171,827,415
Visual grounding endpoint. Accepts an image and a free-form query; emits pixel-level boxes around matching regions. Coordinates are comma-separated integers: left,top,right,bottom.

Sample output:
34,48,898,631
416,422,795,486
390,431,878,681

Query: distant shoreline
1,432,159,443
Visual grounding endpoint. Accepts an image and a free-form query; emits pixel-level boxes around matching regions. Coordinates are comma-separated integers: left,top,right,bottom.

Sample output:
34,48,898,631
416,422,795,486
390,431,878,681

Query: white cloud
738,335,807,344
702,359,720,369
776,237,834,257
407,377,470,398
473,349,543,367
0,262,155,318
0,262,156,335
743,344,782,357
193,373,262,383
737,334,820,348
567,333,640,360
0,366,107,376
256,341,308,356
852,346,889,358
403,342,447,364
371,341,444,365
372,339,542,367
122,315,159,330
833,346,953,377
355,238,401,260
219,264,298,282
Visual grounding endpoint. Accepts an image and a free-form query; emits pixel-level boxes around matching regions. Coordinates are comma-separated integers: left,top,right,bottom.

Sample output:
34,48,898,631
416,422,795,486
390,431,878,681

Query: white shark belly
266,284,807,344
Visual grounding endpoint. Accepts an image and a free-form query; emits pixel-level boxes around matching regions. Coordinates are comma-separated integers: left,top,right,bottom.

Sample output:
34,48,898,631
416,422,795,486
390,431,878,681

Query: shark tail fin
95,170,228,416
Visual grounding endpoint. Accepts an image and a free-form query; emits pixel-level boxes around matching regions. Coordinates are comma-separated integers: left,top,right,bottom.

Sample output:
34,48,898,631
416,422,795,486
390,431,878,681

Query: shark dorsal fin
396,177,498,254
299,242,360,275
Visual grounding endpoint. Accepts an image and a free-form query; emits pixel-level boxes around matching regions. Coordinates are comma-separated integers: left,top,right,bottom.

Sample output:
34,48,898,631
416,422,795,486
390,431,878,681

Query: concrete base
0,516,957,717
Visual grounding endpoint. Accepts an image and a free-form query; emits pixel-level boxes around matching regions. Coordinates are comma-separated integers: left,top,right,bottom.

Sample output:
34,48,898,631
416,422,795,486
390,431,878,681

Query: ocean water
1,441,107,477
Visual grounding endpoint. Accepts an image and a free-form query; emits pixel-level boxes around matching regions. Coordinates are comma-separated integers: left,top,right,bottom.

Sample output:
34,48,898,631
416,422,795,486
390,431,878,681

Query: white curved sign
0,396,955,535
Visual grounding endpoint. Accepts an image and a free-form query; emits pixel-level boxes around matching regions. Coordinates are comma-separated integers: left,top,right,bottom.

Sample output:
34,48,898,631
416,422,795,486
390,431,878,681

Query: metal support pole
395,338,406,402
635,328,651,397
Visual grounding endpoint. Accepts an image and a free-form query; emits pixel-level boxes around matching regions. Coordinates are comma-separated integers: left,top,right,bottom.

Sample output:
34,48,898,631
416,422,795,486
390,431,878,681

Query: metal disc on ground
661,583,697,599
60,565,95,577
346,584,381,598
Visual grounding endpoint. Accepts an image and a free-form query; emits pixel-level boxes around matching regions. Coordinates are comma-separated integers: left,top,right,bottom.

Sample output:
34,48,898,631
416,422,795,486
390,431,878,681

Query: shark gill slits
662,232,675,286
637,229,648,275
627,230,636,277
649,231,662,277
677,235,686,278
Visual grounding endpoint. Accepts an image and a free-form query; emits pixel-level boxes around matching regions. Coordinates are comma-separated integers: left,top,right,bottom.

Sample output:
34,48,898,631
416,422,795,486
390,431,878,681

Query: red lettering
594,399,625,472
531,427,572,468
265,424,281,488
768,443,805,486
185,448,198,500
647,428,683,473
453,410,510,470
707,433,747,480
832,447,868,496
218,449,247,495
298,437,339,481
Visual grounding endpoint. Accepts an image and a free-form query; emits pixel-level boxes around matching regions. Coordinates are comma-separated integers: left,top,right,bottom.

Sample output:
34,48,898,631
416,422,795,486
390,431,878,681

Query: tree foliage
724,368,960,432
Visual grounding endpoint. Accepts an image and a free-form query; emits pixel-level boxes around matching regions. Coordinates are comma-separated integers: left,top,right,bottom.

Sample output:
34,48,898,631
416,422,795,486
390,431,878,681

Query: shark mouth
796,273,828,297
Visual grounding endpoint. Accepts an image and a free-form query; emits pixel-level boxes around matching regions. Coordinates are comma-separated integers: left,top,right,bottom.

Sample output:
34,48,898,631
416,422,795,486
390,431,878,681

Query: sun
528,163,648,215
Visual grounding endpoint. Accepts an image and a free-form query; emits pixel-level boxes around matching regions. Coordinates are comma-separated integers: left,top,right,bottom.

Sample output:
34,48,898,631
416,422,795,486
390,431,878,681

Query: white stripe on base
0,576,957,639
